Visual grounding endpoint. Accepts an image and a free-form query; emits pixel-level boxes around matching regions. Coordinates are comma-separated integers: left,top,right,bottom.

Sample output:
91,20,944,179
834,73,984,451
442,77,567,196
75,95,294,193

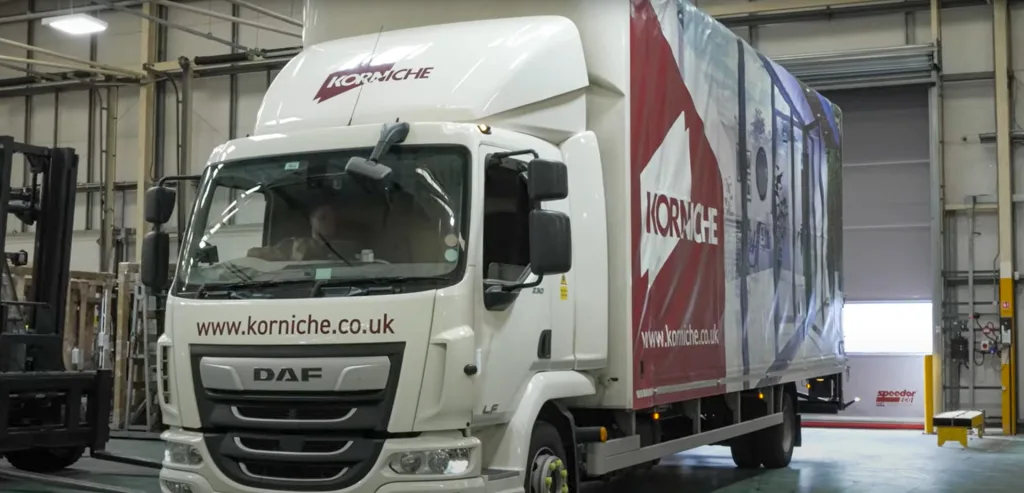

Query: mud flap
546,402,582,491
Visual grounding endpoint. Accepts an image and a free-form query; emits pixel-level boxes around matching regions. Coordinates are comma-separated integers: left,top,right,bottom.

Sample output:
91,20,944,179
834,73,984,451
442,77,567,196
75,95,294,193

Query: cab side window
482,161,531,283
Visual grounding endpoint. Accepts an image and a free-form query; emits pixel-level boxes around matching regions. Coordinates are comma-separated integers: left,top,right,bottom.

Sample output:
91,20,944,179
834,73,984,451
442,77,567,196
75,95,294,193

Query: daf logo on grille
253,367,323,382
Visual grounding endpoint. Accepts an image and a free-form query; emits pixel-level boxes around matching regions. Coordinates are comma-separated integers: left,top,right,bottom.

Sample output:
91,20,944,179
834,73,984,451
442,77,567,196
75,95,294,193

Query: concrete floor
0,429,1018,492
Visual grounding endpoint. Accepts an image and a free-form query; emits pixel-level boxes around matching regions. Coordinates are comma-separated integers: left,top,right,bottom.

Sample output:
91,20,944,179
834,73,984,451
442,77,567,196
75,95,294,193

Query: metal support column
929,0,945,423
135,2,158,262
100,86,118,273
993,0,1017,435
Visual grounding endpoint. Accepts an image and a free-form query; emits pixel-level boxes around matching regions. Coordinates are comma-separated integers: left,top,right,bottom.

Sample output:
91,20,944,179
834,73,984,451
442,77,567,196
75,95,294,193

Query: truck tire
758,393,796,469
526,420,570,493
5,446,85,473
729,437,761,469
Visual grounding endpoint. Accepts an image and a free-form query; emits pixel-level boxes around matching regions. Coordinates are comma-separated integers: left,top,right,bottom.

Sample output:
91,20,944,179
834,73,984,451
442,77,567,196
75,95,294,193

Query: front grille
205,432,383,490
241,462,347,481
234,404,355,422
237,437,349,454
190,343,404,492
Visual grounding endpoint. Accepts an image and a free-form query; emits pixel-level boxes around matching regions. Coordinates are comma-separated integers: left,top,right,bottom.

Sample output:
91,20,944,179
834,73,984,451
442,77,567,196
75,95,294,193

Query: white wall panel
238,0,303,50
939,6,994,74
944,83,996,200
757,14,909,56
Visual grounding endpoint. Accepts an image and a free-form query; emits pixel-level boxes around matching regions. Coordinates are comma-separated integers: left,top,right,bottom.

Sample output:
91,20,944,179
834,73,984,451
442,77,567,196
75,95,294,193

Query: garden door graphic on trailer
630,0,844,410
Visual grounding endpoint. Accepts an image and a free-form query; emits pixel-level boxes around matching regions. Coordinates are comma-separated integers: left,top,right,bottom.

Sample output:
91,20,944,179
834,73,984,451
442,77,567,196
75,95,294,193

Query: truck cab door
472,145,555,425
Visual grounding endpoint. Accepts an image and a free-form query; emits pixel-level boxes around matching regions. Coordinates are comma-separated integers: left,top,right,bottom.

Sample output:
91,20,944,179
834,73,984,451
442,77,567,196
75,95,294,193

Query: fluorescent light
42,13,108,35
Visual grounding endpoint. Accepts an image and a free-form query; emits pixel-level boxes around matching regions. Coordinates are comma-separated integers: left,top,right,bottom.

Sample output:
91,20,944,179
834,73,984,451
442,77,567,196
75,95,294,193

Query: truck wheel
526,420,570,493
729,437,761,469
6,446,85,473
758,393,796,469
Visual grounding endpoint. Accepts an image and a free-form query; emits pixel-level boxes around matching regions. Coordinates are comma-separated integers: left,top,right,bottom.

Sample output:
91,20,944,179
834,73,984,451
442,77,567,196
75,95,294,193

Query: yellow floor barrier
933,410,985,448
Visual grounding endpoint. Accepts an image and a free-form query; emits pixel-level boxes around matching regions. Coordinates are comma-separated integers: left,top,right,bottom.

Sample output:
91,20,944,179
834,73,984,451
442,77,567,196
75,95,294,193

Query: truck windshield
172,145,469,297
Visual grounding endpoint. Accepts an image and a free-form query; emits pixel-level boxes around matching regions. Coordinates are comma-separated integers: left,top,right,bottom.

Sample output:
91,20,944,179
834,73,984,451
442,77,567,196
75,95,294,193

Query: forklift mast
0,135,78,371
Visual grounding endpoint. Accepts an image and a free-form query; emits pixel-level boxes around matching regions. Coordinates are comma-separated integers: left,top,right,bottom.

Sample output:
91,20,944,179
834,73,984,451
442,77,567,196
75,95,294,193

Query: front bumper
160,429,486,493
161,469,486,493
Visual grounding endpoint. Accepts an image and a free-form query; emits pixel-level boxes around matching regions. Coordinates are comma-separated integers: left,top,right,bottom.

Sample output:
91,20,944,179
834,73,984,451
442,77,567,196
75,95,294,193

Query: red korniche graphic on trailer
630,0,727,409
314,57,434,104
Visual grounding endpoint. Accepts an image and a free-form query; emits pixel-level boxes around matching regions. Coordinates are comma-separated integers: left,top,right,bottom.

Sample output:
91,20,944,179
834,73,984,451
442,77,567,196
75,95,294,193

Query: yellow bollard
924,354,934,435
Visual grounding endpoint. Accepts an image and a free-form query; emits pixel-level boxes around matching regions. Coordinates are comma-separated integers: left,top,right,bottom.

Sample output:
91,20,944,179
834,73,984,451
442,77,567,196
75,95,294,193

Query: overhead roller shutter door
825,86,931,302
776,44,936,91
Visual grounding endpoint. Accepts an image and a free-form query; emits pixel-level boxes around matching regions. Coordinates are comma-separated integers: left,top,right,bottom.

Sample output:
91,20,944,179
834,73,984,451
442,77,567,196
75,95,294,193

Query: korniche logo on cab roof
314,61,435,104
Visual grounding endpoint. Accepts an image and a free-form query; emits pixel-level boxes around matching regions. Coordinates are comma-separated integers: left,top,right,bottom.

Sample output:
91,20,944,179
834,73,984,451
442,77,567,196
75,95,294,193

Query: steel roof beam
708,0,994,27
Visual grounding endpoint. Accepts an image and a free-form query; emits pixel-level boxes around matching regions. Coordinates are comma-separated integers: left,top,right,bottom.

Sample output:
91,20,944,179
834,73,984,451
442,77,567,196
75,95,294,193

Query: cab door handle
537,330,552,359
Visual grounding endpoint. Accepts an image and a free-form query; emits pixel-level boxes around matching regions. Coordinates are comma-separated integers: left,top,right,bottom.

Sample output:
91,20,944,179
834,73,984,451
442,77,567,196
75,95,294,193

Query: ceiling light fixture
42,13,108,35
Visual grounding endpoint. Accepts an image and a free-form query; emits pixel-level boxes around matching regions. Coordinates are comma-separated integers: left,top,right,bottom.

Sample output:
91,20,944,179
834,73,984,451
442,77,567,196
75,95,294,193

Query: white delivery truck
145,1,849,492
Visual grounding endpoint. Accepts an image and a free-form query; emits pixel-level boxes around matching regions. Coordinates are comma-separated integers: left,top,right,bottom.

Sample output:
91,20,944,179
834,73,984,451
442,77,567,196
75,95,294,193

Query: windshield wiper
309,279,396,298
185,275,452,299
308,276,450,298
190,279,305,299
376,275,452,284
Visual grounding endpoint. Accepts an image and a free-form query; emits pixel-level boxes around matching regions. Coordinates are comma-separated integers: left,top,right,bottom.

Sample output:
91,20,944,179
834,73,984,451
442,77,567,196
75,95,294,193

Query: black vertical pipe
153,4,168,180
20,0,34,234
85,34,98,231
176,57,192,244
52,92,58,146
226,2,240,225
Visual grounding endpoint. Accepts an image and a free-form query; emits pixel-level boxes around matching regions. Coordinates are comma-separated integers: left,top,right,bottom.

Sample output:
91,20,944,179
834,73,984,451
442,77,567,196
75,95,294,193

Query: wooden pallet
8,266,117,371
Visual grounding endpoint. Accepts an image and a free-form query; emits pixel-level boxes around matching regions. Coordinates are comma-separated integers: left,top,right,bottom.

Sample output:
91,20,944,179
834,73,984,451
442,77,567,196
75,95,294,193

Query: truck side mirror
145,186,177,225
527,159,568,202
529,210,571,275
141,230,170,288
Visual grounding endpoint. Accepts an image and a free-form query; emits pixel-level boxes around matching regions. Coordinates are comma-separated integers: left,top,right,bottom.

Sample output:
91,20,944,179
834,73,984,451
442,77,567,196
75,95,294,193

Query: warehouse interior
0,0,1020,492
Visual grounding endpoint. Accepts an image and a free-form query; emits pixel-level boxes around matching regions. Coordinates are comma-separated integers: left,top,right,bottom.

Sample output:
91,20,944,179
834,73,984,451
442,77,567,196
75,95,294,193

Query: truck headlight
388,448,471,475
164,442,203,467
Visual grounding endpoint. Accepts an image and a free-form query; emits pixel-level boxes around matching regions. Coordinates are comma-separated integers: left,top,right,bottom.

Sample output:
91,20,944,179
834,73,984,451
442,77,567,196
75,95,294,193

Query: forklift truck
0,136,158,492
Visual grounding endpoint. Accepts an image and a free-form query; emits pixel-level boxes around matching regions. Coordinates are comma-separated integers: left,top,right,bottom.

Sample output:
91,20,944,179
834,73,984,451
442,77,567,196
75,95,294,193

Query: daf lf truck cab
145,2,848,493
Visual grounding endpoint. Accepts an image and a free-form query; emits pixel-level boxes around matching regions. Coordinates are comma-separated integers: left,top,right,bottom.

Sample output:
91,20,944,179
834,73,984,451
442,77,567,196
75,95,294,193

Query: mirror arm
368,140,390,162
500,274,543,293
487,149,538,167
157,174,202,188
